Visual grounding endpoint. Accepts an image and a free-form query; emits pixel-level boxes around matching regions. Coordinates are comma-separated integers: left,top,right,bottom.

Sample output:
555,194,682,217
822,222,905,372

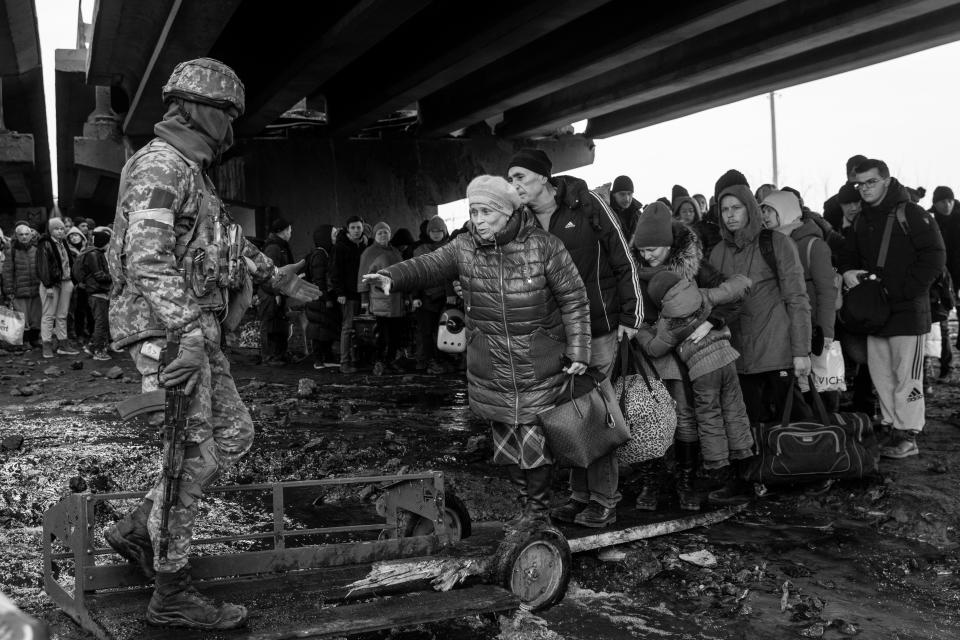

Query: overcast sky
36,1,960,228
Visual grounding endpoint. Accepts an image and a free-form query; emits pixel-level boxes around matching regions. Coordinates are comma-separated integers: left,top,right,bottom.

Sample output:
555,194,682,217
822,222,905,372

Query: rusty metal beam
322,0,611,137
499,0,960,138
418,0,785,137
587,3,960,138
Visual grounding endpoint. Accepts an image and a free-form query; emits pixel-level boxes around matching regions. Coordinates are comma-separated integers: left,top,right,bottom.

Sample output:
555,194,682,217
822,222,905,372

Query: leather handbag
539,368,630,468
610,340,677,465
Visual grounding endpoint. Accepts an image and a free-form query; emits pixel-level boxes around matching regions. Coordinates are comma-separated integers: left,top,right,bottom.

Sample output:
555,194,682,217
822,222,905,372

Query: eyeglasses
854,178,885,190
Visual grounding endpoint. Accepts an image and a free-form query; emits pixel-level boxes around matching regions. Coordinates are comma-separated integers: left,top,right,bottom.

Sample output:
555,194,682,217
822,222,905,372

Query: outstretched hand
361,273,392,295
276,260,321,303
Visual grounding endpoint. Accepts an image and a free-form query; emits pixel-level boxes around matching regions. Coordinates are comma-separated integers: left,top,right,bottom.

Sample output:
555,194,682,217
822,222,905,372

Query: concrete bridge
4,0,960,254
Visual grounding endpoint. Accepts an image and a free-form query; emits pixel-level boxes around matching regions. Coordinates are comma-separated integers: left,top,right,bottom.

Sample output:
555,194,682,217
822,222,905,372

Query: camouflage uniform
107,136,277,573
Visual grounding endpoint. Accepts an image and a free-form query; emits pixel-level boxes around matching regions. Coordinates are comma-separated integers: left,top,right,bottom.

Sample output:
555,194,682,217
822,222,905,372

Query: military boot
706,461,751,505
675,441,701,512
147,566,248,629
633,458,662,512
105,499,155,578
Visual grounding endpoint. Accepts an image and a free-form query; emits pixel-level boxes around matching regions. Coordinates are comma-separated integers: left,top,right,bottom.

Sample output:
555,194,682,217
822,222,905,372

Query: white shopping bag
924,324,941,359
799,340,846,393
0,306,25,345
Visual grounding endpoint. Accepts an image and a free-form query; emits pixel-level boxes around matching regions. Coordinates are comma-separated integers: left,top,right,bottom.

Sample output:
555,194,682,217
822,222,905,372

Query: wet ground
1,341,959,639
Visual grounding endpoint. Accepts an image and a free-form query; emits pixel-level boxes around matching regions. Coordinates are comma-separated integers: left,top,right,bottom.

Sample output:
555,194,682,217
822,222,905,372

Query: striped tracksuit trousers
867,334,925,432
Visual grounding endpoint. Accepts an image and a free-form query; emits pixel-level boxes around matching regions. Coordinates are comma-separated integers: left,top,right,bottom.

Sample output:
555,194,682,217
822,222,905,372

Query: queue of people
360,149,951,534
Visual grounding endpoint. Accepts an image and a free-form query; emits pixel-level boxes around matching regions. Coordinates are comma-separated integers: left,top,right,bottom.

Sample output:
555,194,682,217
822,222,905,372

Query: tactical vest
108,140,247,313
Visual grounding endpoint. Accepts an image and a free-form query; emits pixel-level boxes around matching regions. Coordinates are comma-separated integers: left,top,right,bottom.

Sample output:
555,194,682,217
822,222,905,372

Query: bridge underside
44,0,960,249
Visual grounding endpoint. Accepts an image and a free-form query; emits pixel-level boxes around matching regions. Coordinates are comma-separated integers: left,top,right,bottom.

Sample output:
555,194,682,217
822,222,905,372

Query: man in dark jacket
79,227,114,360
839,159,946,460
305,224,336,369
258,218,294,365
330,215,368,374
1,222,42,347
931,186,960,297
609,175,642,239
823,154,868,227
507,148,641,529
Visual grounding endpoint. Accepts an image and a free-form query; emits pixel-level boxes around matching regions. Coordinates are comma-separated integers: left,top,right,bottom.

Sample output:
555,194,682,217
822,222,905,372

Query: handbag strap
564,367,605,420
780,374,830,428
876,212,895,271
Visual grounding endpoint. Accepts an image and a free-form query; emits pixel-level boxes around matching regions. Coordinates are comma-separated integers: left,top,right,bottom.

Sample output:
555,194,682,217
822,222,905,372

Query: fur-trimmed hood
634,221,703,281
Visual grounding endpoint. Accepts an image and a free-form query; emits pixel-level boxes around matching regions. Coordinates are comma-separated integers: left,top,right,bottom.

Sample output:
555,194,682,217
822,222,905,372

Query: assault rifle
157,335,189,563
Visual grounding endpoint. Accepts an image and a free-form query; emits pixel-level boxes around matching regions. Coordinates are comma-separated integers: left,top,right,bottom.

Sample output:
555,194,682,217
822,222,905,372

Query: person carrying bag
539,367,630,469
839,206,902,334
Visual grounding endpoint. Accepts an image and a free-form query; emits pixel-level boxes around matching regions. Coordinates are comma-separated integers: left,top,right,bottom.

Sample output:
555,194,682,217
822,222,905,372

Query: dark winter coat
357,242,406,317
611,197,642,240
633,222,743,380
709,185,812,374
305,224,334,326
36,235,72,288
534,175,641,336
411,229,453,313
382,208,591,425
932,200,960,292
78,247,111,295
790,219,838,341
839,179,946,336
330,232,368,300
1,240,39,299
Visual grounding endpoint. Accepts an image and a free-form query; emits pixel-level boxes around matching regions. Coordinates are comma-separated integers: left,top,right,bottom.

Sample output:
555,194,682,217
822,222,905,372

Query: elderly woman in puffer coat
363,175,591,531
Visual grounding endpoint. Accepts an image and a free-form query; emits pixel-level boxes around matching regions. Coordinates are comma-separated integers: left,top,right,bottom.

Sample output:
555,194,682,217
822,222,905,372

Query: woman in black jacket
35,218,79,357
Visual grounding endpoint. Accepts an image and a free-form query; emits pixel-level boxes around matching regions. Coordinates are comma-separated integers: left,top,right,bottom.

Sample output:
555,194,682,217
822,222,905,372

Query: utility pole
768,91,779,186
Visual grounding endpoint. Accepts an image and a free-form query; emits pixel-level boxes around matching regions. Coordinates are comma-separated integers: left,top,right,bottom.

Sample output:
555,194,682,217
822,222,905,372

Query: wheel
401,491,472,541
495,527,571,612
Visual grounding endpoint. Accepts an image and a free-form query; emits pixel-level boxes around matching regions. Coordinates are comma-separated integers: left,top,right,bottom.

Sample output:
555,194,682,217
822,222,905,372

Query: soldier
103,58,319,629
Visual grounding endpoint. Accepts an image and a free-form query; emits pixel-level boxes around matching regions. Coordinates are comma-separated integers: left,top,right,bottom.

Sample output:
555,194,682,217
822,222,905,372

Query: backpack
802,236,843,311
758,228,779,282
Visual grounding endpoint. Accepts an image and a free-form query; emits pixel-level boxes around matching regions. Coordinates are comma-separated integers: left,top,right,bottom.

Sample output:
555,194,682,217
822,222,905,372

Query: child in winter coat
78,227,113,360
637,269,755,504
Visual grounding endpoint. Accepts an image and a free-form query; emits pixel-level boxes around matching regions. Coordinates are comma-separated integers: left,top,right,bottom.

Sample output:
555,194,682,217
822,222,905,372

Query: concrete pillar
73,86,125,199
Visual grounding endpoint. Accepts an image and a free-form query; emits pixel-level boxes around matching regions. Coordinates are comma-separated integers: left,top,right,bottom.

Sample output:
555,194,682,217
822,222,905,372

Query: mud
1,344,958,639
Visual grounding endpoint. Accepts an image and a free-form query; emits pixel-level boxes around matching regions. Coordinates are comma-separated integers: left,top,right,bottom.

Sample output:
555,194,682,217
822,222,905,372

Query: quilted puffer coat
383,209,591,425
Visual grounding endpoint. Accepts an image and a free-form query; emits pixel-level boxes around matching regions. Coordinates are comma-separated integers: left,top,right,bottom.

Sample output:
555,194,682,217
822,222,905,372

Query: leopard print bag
612,340,677,465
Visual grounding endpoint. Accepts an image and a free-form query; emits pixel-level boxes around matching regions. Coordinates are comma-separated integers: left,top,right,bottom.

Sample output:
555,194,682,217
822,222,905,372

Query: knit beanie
761,190,803,228
270,217,291,234
671,184,690,200
647,270,682,308
48,218,65,233
313,224,334,250
714,169,749,200
612,175,634,193
391,228,415,246
372,221,391,238
933,186,954,203
92,226,112,248
466,175,522,214
426,214,448,235
507,148,552,177
631,202,674,248
837,183,860,204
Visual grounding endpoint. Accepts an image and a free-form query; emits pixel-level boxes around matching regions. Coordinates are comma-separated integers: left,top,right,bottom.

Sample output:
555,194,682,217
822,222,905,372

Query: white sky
35,1,960,225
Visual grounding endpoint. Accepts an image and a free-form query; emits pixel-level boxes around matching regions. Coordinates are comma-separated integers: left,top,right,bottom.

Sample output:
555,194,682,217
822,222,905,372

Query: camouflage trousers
130,334,254,574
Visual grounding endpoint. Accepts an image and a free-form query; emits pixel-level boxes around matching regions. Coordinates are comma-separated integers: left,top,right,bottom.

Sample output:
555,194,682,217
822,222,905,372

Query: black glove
275,260,321,303
159,330,204,395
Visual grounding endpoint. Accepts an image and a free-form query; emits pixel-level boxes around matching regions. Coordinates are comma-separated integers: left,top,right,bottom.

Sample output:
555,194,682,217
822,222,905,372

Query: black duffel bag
743,377,880,486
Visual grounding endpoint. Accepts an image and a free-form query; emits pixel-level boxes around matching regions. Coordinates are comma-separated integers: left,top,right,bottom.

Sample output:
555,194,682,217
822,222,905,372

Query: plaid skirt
490,421,554,469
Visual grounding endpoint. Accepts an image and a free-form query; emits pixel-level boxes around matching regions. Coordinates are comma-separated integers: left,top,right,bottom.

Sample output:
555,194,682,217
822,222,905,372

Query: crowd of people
365,149,955,534
1,216,115,360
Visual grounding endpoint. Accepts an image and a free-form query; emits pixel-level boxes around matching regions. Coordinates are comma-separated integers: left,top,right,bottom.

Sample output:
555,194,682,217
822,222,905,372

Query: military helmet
162,57,245,115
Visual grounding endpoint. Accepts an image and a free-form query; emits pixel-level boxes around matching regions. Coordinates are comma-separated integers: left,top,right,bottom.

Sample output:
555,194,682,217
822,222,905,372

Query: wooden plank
241,585,519,640
565,504,746,553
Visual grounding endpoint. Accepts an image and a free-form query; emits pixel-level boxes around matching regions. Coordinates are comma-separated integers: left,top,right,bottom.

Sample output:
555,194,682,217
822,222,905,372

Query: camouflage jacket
107,138,277,348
